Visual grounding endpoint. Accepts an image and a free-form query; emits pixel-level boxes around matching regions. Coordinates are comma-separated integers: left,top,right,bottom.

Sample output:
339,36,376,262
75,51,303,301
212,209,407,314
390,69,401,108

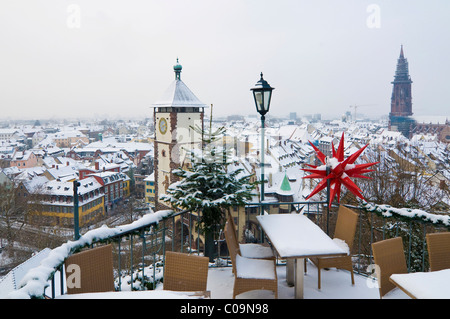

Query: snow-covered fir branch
359,201,450,228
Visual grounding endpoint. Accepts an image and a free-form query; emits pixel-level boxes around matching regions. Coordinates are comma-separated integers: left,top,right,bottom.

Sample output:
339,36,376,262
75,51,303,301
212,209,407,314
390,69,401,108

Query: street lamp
251,72,274,205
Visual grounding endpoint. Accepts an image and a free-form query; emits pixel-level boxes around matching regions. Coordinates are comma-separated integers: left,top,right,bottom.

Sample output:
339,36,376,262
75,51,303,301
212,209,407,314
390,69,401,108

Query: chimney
95,161,99,171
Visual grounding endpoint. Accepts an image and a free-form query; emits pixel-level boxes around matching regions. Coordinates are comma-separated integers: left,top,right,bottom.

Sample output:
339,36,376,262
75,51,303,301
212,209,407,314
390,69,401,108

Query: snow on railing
7,210,174,299
359,201,450,228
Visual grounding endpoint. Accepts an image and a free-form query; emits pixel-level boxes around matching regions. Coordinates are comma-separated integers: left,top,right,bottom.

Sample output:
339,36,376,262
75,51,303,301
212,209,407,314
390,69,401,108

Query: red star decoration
302,132,379,207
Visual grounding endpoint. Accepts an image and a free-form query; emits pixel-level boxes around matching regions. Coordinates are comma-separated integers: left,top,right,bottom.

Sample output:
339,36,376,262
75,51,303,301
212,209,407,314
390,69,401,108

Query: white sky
0,0,449,121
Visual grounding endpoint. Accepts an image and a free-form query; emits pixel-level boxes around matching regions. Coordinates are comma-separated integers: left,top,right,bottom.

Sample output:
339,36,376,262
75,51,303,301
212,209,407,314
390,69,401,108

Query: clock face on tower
158,118,168,135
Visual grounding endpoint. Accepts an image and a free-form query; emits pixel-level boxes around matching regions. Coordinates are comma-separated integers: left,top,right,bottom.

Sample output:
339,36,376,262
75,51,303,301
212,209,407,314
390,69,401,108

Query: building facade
28,177,105,227
79,161,128,212
10,151,39,169
411,119,450,143
144,172,155,208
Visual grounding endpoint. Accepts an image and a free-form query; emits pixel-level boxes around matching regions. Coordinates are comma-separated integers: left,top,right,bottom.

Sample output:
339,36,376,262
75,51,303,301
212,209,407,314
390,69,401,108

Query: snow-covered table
390,269,450,299
257,214,347,299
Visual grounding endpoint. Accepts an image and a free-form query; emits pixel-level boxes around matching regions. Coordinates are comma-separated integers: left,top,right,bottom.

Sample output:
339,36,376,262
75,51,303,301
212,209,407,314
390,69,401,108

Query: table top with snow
257,214,348,258
390,268,450,299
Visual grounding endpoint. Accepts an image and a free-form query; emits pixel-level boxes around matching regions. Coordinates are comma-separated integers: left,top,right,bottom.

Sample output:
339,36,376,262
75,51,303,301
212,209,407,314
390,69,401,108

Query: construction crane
349,104,376,122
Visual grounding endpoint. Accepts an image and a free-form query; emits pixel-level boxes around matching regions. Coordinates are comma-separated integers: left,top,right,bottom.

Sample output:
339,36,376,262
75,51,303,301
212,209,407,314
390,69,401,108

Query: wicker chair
224,221,278,299
64,244,115,294
163,251,209,293
426,232,450,272
226,213,275,260
371,237,408,298
309,205,358,289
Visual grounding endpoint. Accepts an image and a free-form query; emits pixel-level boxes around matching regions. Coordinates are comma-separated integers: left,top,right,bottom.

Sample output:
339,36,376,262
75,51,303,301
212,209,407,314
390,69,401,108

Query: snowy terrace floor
206,262,410,299
58,261,410,300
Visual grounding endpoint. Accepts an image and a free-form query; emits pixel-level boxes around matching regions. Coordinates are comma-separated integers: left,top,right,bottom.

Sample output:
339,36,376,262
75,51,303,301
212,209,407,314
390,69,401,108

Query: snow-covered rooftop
44,177,102,196
152,79,208,109
413,115,448,125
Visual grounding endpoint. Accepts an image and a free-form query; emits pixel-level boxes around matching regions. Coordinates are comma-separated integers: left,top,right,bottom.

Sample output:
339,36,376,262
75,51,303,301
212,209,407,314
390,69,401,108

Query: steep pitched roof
152,79,207,108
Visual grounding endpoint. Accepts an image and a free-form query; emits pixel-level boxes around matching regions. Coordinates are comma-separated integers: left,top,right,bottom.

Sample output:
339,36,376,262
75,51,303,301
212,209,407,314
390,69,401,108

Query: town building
144,172,155,208
10,150,39,169
79,161,129,212
134,173,146,199
52,130,90,148
411,118,450,143
0,129,21,142
27,177,104,227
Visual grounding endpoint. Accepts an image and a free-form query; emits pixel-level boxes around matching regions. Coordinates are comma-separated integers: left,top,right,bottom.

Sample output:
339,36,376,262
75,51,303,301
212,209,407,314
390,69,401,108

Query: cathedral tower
389,45,415,137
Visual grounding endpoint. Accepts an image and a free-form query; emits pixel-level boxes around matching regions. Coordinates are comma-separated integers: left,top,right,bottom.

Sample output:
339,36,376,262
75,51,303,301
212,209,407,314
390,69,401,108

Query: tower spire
394,45,411,83
174,58,182,80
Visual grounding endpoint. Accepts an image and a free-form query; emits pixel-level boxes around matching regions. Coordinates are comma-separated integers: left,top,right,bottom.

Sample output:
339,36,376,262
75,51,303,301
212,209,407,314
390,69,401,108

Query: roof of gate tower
152,59,208,109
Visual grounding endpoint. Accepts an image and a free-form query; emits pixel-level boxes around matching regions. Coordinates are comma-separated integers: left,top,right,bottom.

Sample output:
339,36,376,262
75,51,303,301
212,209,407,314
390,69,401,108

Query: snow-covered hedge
359,202,450,228
8,210,174,299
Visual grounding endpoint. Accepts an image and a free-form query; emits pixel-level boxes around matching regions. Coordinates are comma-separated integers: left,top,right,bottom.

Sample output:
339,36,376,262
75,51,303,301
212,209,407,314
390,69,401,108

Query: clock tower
152,59,207,210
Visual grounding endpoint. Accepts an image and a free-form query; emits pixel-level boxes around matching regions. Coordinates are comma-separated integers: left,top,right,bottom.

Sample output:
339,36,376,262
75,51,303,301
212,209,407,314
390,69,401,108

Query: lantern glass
251,73,274,116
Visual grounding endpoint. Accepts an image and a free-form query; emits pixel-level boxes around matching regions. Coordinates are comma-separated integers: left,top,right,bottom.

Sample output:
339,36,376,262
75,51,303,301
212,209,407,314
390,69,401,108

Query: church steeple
389,45,414,138
390,45,413,117
393,45,412,84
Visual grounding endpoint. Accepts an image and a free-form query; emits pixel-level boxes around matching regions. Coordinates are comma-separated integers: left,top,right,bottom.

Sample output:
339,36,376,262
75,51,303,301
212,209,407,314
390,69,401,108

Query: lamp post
251,72,274,207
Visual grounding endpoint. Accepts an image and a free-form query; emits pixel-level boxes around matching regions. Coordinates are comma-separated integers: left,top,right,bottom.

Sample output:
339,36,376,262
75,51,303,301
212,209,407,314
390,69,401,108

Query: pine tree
160,124,256,260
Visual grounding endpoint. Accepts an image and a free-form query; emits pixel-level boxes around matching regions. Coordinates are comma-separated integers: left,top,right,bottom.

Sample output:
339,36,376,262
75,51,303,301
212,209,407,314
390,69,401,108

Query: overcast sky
0,0,449,121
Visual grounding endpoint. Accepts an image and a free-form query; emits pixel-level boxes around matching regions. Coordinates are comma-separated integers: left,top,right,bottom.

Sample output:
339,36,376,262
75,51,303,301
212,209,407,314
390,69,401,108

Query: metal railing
43,202,327,298
15,200,449,298
236,201,449,277
47,209,197,297
349,203,450,275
